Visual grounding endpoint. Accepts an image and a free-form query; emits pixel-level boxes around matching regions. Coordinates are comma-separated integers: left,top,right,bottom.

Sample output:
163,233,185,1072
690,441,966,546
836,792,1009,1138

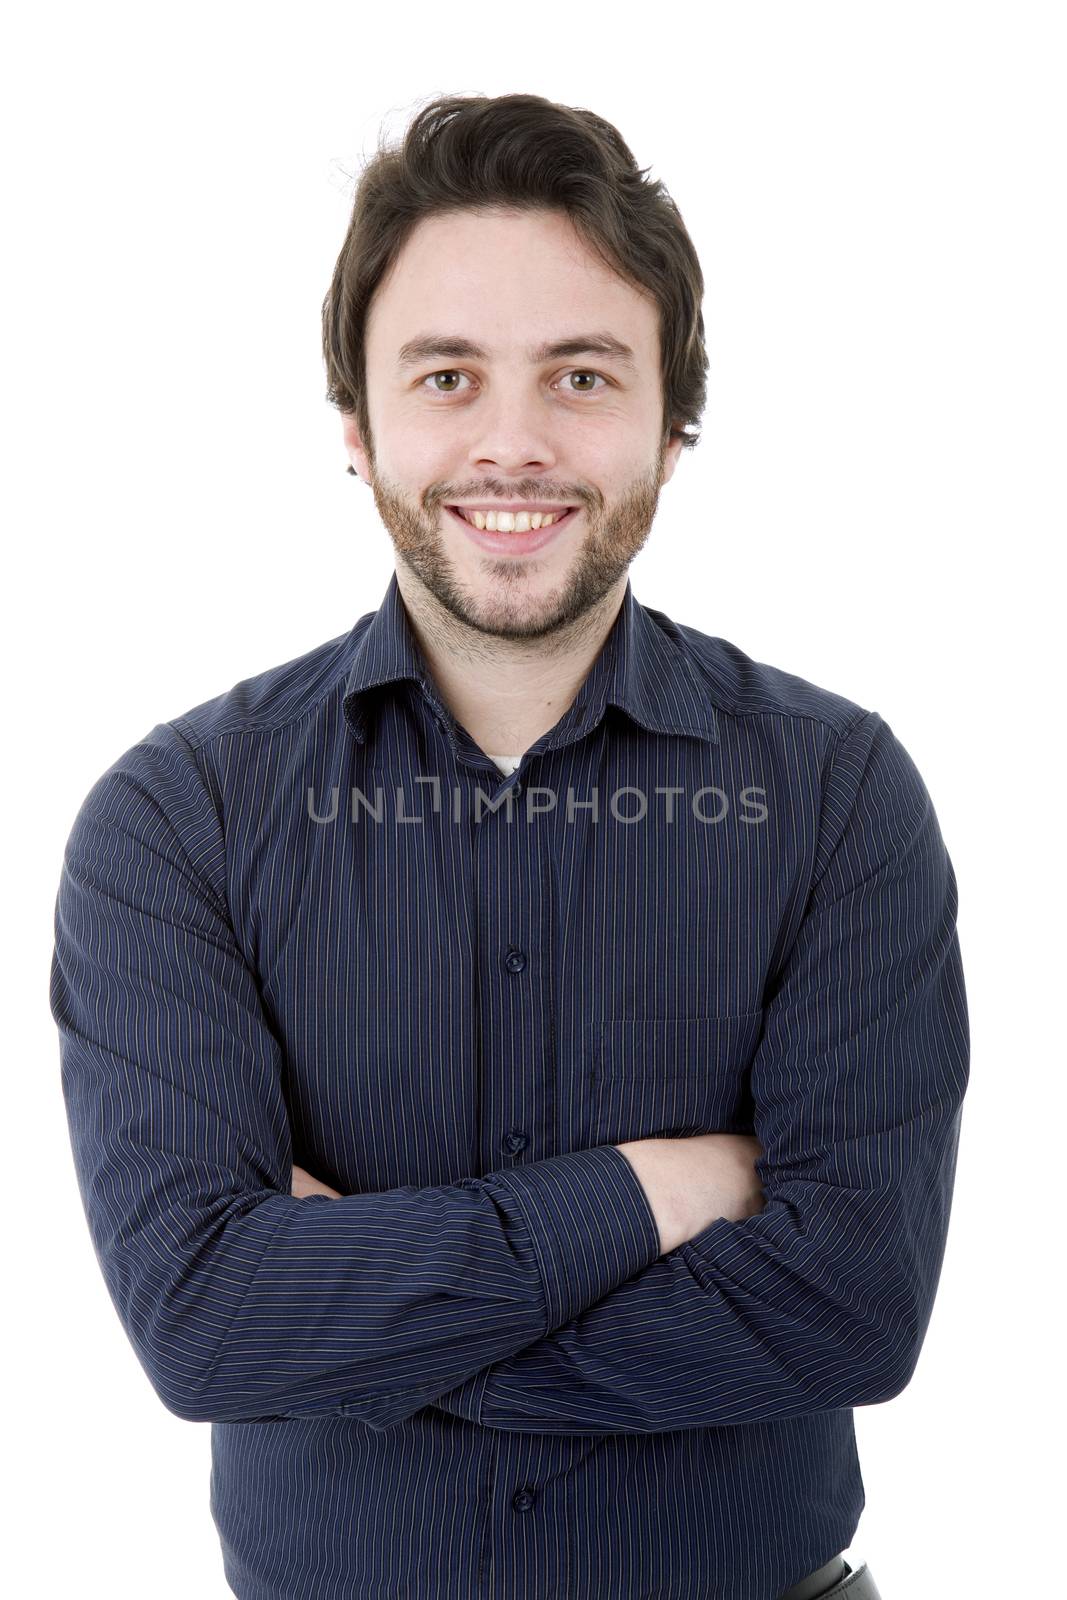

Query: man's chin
458,586,572,640
394,536,625,640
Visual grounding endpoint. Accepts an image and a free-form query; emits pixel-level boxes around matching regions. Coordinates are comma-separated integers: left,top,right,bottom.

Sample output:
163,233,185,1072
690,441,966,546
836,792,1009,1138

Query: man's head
323,93,708,642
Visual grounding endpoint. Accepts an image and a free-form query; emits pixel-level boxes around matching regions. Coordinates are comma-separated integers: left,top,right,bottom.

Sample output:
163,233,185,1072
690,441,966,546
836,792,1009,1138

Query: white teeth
459,508,569,531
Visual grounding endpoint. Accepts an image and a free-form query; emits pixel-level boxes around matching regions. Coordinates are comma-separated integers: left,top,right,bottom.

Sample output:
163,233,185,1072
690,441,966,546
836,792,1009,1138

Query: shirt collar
342,570,718,750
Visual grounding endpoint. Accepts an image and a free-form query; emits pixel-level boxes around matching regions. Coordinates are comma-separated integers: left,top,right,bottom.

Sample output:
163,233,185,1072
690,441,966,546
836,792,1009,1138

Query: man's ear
342,413,372,483
660,427,685,488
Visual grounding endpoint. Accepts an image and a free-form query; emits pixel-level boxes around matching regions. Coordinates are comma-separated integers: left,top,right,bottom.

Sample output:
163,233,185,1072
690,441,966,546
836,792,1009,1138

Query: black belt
778,1555,883,1600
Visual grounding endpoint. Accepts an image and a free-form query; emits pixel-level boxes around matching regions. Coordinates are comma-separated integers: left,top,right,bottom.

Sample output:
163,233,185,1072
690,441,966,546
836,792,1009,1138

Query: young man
52,93,966,1599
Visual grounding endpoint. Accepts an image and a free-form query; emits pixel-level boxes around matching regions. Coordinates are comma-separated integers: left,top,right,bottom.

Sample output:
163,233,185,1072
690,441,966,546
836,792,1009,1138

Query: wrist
614,1140,688,1255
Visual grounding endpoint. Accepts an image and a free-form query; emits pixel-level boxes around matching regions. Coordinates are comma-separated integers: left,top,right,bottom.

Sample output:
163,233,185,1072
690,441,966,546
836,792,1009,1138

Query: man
51,92,967,1599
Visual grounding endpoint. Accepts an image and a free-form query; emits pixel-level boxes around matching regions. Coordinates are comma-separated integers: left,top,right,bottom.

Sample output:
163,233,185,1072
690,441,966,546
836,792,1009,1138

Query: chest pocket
587,1011,764,1146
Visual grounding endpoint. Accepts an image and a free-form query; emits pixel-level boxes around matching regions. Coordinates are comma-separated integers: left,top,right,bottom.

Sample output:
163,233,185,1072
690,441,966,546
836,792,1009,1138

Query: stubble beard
367,435,669,643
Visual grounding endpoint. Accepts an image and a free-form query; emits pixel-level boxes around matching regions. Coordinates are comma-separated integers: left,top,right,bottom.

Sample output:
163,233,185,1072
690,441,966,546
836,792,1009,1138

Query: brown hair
322,92,708,468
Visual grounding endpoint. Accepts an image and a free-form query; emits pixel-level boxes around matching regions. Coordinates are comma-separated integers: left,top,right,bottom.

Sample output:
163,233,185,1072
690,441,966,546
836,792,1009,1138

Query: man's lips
444,504,579,555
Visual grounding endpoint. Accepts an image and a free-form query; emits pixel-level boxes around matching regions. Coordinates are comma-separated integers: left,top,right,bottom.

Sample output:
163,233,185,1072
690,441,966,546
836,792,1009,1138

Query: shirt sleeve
50,720,661,1427
423,712,971,1434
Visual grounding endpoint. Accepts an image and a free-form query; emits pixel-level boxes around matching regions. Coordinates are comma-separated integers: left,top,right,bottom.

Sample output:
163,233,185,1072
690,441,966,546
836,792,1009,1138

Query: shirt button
512,780,523,798
511,1486,536,1513
503,947,527,974
502,1129,529,1154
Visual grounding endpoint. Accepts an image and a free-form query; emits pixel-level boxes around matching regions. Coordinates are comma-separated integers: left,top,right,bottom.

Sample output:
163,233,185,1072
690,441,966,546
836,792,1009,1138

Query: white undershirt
486,753,522,776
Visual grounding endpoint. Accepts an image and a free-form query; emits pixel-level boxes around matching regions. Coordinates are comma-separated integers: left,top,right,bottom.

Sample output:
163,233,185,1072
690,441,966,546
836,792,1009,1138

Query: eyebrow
396,333,639,374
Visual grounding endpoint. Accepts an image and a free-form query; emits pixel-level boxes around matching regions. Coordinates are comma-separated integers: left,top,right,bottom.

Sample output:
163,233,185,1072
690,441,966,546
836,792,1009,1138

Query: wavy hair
322,92,708,464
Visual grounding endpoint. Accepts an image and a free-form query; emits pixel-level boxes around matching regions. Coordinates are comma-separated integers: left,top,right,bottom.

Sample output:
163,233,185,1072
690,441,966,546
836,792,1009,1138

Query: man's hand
291,1163,343,1199
614,1133,766,1256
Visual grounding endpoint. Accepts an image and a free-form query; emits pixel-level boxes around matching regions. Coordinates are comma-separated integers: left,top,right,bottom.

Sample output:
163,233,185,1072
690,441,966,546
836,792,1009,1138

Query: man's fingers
291,1163,344,1199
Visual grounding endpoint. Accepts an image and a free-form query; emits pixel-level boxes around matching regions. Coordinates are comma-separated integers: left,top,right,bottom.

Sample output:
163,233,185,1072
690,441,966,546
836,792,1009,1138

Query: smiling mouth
443,503,580,556
447,506,579,530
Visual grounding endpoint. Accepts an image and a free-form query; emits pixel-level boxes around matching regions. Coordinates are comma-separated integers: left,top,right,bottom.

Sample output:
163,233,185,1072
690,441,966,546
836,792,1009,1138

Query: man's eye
419,370,609,395
562,370,609,393
422,371,471,394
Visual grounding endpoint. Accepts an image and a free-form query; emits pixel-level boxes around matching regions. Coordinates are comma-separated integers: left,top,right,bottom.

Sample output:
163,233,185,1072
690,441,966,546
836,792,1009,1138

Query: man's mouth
446,506,579,532
443,504,580,556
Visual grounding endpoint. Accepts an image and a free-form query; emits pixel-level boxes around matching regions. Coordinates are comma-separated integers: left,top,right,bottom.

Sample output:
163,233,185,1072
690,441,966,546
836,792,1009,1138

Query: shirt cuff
486,1143,661,1332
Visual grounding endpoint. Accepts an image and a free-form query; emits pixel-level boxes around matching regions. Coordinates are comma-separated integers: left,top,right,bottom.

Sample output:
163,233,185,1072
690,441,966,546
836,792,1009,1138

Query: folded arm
50,721,661,1427
414,712,970,1434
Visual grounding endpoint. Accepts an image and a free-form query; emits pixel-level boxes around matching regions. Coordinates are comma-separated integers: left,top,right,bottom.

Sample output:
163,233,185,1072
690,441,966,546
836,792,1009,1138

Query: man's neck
394,570,627,757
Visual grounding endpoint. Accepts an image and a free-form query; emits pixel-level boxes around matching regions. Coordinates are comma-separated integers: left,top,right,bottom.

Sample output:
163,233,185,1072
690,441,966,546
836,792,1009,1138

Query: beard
364,434,669,643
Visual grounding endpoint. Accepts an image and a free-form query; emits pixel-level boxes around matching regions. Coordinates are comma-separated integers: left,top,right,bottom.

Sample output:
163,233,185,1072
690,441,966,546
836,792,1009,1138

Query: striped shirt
50,571,969,1599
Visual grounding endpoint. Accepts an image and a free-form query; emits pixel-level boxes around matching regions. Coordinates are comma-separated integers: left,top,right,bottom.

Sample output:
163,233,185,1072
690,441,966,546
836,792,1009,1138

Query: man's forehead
368,211,659,360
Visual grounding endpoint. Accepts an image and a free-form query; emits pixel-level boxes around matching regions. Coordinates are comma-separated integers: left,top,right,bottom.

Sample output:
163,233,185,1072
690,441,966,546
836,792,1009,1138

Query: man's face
344,205,683,641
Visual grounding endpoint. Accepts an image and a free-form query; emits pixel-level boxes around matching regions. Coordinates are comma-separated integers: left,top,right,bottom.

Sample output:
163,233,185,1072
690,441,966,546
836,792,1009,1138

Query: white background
5,3,1063,1594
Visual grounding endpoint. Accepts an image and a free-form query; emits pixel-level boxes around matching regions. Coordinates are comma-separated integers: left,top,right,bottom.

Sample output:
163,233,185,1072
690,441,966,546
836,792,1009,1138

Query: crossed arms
51,712,968,1433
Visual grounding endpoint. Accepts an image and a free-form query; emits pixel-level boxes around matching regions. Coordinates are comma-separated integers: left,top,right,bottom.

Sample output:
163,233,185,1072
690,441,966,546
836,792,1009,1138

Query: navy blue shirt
51,573,969,1599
